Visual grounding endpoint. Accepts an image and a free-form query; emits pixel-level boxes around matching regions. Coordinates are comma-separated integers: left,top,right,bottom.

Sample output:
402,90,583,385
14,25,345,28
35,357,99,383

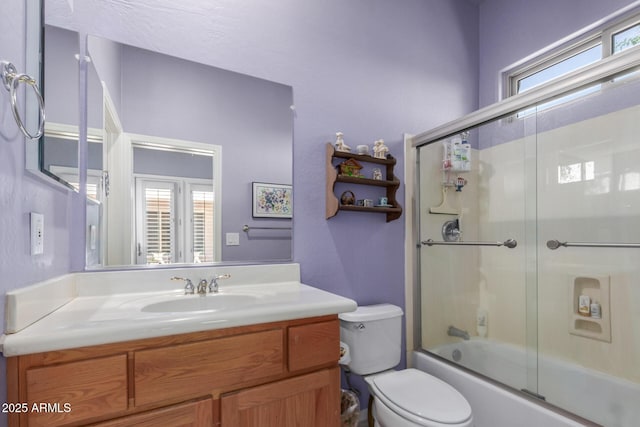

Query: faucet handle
171,276,194,294
208,274,231,293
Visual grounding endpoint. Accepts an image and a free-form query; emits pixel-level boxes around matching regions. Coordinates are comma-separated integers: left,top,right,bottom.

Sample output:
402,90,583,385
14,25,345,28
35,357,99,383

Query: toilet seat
369,369,472,426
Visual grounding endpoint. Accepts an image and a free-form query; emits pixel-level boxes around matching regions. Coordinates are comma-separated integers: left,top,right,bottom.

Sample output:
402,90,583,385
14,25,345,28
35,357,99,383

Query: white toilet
339,304,473,427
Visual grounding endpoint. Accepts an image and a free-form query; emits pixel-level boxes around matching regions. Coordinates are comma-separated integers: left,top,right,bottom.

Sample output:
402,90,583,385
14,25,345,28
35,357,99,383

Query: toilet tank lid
339,304,403,322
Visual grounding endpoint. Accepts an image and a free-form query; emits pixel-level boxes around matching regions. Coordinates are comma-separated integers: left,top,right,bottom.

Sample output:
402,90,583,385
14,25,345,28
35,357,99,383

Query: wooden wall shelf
326,143,402,222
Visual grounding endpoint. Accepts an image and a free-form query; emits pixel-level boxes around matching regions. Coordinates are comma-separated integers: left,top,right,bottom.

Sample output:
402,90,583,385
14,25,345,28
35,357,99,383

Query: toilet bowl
366,369,473,427
339,304,473,427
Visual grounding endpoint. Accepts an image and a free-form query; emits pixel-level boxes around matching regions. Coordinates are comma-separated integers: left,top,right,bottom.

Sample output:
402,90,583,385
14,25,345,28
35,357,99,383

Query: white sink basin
142,294,259,313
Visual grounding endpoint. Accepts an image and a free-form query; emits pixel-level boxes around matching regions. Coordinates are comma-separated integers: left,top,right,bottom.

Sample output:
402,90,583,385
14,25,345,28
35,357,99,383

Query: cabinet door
288,319,339,372
25,354,128,427
220,367,340,427
90,398,212,427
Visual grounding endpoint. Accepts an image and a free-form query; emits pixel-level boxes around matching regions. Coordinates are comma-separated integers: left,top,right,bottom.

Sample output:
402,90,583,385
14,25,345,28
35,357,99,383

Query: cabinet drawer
25,354,128,427
91,398,212,427
135,329,283,406
288,320,340,372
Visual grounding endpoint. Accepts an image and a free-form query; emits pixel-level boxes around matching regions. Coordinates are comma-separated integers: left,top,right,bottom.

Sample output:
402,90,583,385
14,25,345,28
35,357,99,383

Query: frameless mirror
41,23,294,268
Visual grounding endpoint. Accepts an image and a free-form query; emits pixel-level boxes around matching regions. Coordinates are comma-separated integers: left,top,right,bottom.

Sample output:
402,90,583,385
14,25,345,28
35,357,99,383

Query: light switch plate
30,212,44,255
226,232,240,246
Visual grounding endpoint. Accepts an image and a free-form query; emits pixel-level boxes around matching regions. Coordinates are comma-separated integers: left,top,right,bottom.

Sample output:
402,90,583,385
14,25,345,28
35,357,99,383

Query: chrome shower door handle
546,239,640,249
503,239,518,249
422,239,517,248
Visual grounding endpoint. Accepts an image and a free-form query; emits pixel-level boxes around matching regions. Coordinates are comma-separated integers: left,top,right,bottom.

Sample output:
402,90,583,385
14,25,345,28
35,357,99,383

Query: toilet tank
339,304,403,375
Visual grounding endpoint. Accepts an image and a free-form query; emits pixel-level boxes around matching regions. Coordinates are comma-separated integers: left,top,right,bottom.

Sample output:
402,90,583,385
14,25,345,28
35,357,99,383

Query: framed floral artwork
252,182,293,218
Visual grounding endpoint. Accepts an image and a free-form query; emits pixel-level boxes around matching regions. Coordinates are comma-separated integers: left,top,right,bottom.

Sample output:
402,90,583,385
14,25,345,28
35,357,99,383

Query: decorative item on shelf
337,158,364,177
355,199,373,207
356,144,369,155
372,168,382,180
373,139,389,159
340,190,355,205
455,176,467,192
376,197,390,207
335,131,351,152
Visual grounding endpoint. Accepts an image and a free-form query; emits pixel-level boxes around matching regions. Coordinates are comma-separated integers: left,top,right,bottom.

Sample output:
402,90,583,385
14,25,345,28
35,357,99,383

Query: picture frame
252,182,293,218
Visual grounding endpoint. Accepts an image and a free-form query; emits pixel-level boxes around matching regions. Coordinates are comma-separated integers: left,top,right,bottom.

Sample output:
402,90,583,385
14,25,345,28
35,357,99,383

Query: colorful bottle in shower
451,139,471,171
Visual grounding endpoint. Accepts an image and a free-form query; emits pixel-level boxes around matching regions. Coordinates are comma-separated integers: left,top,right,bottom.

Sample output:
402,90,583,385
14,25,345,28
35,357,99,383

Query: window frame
505,8,640,100
134,175,217,265
128,133,222,264
509,37,602,98
186,182,215,264
135,177,179,265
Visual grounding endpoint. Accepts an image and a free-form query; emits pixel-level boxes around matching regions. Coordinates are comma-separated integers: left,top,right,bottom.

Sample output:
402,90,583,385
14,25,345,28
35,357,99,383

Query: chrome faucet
197,279,209,295
447,325,470,340
171,276,194,295
208,274,231,293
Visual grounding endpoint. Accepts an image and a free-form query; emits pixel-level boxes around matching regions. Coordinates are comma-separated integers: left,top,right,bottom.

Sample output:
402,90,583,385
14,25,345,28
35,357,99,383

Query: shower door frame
404,44,640,399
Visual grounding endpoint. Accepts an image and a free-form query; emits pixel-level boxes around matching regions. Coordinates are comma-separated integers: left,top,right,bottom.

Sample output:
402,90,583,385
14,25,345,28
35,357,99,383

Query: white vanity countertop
1,264,357,357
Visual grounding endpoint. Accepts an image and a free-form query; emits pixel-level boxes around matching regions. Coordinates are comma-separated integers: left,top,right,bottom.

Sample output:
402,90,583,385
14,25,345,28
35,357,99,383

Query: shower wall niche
569,275,611,342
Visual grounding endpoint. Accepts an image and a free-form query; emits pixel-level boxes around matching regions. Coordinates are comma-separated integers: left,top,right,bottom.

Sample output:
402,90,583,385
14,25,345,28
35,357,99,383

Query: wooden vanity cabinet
6,316,341,427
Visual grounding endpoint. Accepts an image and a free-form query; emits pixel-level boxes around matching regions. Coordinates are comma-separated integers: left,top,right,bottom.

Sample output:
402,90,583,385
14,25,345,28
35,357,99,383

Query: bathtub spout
448,325,470,340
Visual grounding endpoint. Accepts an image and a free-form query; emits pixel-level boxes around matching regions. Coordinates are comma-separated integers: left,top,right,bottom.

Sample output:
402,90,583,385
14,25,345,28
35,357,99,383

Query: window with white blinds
135,177,216,264
143,186,175,264
191,188,214,263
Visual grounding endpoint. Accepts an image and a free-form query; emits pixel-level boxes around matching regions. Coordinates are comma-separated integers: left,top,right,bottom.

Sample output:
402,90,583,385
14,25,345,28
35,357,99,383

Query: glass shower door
418,54,640,427
534,73,640,426
418,111,539,396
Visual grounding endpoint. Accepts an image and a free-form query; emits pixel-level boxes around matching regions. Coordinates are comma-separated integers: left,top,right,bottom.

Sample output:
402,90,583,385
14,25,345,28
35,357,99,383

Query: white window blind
143,186,175,264
191,189,214,263
136,177,217,265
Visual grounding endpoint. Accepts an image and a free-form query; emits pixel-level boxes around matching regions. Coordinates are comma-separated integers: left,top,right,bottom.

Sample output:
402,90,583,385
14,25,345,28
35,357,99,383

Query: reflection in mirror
42,24,293,268
41,25,103,190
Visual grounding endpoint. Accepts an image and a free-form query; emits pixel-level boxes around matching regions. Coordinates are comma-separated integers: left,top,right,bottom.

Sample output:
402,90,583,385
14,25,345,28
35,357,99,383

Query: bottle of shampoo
590,301,601,319
578,295,591,316
451,139,471,172
476,307,488,338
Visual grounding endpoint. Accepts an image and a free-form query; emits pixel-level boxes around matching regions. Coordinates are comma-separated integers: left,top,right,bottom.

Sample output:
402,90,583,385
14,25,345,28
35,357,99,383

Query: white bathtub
414,339,640,427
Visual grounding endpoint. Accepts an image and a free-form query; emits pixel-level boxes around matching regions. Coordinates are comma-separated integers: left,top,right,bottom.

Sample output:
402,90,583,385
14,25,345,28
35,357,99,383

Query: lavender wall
478,0,637,108
0,0,76,416
46,0,481,300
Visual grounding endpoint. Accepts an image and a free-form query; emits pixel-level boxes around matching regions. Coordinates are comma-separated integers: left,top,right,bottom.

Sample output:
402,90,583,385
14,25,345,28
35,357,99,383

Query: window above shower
505,8,640,109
